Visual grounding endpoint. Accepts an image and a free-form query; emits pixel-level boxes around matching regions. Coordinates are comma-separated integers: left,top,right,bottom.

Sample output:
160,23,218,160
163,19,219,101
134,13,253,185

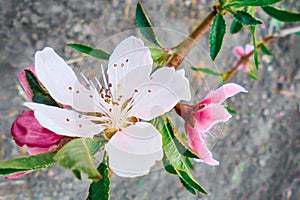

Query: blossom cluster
6,36,246,186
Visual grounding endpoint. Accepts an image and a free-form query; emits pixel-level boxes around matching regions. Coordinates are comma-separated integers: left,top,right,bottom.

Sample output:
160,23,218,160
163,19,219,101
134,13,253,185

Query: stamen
68,86,73,91
101,64,109,90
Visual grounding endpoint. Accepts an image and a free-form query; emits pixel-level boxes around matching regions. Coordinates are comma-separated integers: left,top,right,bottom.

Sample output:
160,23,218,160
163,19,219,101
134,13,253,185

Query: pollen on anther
109,83,112,87
114,64,117,67
125,59,129,62
68,86,73,90
89,95,93,98
76,90,80,94
148,89,152,93
79,124,83,128
66,118,70,122
134,89,138,93
109,108,112,112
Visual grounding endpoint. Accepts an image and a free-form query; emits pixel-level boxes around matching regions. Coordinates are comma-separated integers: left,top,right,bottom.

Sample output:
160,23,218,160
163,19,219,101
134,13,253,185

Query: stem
166,7,218,69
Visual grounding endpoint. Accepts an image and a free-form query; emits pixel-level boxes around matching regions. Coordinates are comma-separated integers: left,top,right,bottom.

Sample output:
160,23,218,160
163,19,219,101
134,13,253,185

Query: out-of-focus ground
0,0,299,199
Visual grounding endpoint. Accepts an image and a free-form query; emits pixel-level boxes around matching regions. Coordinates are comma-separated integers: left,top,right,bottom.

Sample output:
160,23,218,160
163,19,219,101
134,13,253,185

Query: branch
166,7,218,69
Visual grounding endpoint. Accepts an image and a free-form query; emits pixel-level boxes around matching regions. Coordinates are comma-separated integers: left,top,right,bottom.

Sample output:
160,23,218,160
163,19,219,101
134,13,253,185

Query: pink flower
11,110,63,150
233,44,254,72
7,68,64,179
18,67,36,101
185,83,247,165
6,110,63,179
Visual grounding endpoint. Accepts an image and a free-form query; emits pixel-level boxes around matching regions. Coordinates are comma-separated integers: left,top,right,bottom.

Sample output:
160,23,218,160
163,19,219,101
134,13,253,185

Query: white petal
107,36,153,100
128,67,191,120
24,102,105,138
35,47,101,112
105,122,163,178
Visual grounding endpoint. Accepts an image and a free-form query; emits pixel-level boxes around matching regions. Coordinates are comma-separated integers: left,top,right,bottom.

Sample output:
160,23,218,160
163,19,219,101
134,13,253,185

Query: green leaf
184,156,194,170
225,106,237,115
0,151,57,176
250,26,260,69
54,138,106,180
248,67,259,80
260,43,273,55
180,177,197,195
230,19,244,34
136,2,163,48
234,11,262,26
67,44,110,60
72,169,82,180
152,116,207,194
163,156,197,195
228,0,282,7
25,70,60,107
262,6,300,22
88,153,110,200
191,67,222,76
209,13,226,61
162,156,177,175
149,47,171,64
164,117,199,159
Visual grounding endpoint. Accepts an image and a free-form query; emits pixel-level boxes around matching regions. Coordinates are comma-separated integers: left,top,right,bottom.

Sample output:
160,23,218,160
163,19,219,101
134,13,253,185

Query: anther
148,89,152,93
68,86,73,90
79,124,83,128
114,64,117,67
66,118,70,122
121,63,124,67
134,89,138,93
125,59,129,62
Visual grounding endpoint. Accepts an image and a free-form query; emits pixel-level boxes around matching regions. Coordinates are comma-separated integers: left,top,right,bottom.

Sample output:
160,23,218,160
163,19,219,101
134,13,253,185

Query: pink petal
105,122,163,177
233,46,245,57
18,67,36,101
245,44,254,54
27,146,56,154
11,110,63,148
193,104,232,132
187,125,219,165
200,83,248,105
5,171,33,180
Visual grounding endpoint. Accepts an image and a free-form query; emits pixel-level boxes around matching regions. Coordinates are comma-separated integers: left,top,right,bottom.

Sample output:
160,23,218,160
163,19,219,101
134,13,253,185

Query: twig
166,7,218,69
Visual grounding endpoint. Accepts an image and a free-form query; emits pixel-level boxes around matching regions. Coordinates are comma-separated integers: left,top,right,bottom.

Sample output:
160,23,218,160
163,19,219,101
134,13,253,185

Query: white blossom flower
25,36,191,177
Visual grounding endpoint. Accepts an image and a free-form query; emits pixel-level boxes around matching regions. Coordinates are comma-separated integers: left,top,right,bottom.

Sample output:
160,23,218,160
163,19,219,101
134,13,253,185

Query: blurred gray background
0,0,299,199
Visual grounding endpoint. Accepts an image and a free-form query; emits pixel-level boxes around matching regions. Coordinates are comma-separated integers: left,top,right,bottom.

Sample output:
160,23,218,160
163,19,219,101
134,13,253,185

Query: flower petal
187,125,219,166
107,36,153,99
105,122,163,178
200,83,248,105
128,67,191,121
233,46,245,57
18,67,36,101
245,44,254,54
5,171,33,180
11,110,63,148
194,104,231,132
24,102,105,138
35,47,100,112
